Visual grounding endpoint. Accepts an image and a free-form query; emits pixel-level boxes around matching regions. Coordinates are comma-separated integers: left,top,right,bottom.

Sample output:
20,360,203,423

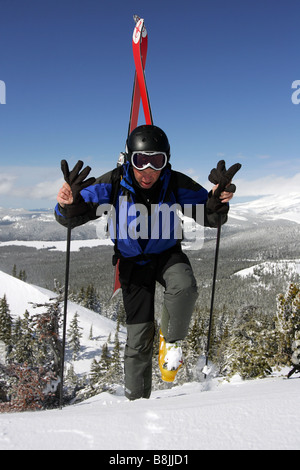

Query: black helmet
126,125,170,160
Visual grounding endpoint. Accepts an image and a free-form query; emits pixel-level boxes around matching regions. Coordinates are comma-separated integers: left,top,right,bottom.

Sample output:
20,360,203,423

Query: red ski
128,15,149,134
132,17,153,126
112,16,153,299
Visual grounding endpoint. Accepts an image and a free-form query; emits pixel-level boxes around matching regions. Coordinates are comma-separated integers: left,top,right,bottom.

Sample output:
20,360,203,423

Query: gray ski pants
119,247,198,400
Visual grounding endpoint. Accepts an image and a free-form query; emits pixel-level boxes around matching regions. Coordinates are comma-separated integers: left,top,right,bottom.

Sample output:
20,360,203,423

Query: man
55,124,238,400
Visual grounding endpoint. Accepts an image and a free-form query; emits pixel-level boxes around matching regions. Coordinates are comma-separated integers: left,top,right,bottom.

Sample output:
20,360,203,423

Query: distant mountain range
230,192,300,225
0,192,299,243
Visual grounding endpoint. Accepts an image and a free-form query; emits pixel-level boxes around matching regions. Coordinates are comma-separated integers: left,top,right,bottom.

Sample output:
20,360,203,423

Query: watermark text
291,80,300,105
0,80,6,104
95,197,205,248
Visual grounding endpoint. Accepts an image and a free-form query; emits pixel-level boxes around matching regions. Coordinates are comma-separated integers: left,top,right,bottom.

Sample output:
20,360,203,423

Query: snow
0,238,112,252
0,270,300,450
0,374,299,450
0,270,125,376
233,260,300,279
230,192,300,225
164,343,183,371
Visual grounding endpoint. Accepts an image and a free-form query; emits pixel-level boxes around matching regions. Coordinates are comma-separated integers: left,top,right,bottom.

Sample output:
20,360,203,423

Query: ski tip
110,287,121,301
132,16,147,44
133,14,141,24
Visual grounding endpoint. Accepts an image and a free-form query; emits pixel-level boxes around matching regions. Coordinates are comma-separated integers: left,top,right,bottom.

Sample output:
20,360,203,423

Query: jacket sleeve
173,171,228,228
54,170,115,229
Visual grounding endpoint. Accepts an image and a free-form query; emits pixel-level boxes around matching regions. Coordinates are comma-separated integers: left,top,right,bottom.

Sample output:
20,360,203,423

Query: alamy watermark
95,197,205,248
0,80,6,104
291,80,300,105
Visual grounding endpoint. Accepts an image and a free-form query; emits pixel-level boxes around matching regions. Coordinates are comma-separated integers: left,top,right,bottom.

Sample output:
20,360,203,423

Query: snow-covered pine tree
110,320,123,385
179,316,204,383
67,312,83,360
65,362,83,395
99,342,111,376
222,306,272,379
9,311,35,364
87,341,113,396
274,282,300,367
31,298,62,378
70,286,85,305
84,284,101,313
0,295,13,348
18,270,27,282
89,358,102,387
89,324,93,340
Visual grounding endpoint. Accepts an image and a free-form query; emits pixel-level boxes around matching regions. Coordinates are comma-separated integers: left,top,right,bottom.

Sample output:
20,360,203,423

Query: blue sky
0,0,299,209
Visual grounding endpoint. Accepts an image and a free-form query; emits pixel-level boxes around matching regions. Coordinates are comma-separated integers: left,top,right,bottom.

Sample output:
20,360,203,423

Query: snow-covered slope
0,373,299,450
233,260,300,279
0,270,125,375
0,238,112,252
0,272,300,450
1,196,300,451
230,192,300,224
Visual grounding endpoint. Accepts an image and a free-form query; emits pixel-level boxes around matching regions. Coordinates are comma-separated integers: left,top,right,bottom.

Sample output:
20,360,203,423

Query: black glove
61,160,96,216
208,160,241,197
61,160,95,203
206,160,241,214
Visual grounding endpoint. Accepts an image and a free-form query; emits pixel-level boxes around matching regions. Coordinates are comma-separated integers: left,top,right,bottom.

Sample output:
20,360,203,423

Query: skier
55,124,238,400
287,332,300,378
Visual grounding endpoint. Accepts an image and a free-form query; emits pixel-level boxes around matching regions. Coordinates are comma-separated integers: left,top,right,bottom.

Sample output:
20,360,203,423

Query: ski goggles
131,151,168,171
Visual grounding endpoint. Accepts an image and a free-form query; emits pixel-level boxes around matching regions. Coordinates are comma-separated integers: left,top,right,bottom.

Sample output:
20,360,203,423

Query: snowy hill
0,372,299,450
0,207,109,242
0,270,125,376
0,272,300,450
233,259,300,280
230,192,300,225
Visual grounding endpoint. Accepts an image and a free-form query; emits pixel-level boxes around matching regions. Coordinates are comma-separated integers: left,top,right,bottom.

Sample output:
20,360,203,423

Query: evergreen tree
180,317,203,383
76,286,86,306
53,279,63,294
31,298,62,377
89,324,93,340
99,342,111,376
10,311,35,365
110,320,123,384
12,265,17,278
65,363,79,393
274,283,300,366
0,295,13,347
84,284,101,313
222,306,272,379
88,341,113,396
67,312,83,360
89,358,102,387
186,317,203,361
18,270,27,282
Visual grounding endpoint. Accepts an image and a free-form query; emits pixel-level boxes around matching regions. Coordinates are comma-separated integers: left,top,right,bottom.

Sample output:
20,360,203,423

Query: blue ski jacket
55,163,227,262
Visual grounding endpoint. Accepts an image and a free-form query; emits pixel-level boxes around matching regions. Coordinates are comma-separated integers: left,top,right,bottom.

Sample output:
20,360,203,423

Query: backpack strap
110,166,124,206
110,166,124,265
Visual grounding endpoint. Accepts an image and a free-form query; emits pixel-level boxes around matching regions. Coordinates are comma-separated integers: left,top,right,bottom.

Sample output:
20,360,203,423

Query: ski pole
203,214,222,379
59,219,72,408
203,161,241,378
